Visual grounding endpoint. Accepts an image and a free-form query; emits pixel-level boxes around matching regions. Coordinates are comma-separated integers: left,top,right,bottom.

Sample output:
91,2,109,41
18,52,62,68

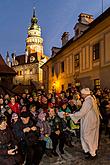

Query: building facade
0,54,16,94
41,7,110,93
6,9,48,88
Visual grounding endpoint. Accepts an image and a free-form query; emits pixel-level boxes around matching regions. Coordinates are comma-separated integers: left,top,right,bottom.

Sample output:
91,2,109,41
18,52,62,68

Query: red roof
0,54,16,75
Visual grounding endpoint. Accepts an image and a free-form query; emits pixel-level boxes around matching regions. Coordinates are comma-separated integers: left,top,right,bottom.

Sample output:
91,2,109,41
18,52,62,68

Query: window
94,79,100,89
74,54,80,68
52,64,54,77
93,43,100,60
61,61,64,73
16,71,18,75
30,56,35,62
20,71,22,75
62,84,64,91
68,83,71,88
30,69,32,75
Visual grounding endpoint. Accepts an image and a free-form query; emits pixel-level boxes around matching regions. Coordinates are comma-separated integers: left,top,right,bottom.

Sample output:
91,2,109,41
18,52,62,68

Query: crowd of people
0,86,110,165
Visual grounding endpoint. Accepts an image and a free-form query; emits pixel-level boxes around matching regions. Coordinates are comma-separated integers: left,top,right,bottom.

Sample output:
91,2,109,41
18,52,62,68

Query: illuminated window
93,43,100,60
74,54,80,68
30,69,32,75
94,79,100,89
25,69,27,74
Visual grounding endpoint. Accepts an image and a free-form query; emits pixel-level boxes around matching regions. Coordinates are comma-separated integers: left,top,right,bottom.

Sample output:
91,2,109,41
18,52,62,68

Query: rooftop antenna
102,0,104,13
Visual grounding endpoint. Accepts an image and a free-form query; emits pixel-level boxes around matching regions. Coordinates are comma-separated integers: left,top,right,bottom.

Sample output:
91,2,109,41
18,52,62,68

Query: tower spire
31,7,38,25
33,7,36,17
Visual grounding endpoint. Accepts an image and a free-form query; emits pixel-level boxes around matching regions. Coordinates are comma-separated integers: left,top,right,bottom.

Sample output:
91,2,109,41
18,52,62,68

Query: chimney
78,13,94,25
51,47,61,57
74,13,94,38
61,32,69,47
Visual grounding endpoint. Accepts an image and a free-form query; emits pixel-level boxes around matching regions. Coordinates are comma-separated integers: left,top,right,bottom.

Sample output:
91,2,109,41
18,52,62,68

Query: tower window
30,69,32,74
20,71,22,75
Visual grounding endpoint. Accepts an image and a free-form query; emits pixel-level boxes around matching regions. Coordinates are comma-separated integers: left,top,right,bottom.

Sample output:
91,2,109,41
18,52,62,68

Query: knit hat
11,113,18,119
61,98,68,106
38,111,46,121
81,88,91,95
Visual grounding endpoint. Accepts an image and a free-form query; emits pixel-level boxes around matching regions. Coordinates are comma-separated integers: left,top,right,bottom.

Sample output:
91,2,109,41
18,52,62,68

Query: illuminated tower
26,8,43,61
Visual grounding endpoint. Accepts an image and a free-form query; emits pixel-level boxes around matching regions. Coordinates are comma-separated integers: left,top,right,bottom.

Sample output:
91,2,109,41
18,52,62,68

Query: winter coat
0,127,21,165
12,119,40,146
48,115,63,133
36,119,51,139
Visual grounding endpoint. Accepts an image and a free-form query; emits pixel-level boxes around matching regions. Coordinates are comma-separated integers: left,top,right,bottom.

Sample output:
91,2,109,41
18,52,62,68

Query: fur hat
81,88,91,95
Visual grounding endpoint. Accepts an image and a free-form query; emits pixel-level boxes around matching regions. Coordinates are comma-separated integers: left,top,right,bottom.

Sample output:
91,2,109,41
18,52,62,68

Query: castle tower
26,8,44,61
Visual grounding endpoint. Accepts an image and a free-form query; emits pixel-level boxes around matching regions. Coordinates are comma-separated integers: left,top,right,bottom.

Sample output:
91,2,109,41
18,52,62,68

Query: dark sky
0,0,110,59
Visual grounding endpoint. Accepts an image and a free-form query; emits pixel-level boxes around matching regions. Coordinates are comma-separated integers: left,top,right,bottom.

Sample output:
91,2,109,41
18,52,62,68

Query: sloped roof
15,52,39,65
0,55,16,75
0,85,16,96
12,84,33,94
41,6,110,67
15,54,25,65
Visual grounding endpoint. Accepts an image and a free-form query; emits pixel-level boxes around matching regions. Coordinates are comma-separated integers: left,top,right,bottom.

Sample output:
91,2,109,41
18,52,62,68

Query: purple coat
36,119,51,139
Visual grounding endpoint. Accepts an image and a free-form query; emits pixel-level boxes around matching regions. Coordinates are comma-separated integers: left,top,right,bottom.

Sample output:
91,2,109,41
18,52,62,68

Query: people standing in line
70,88,101,160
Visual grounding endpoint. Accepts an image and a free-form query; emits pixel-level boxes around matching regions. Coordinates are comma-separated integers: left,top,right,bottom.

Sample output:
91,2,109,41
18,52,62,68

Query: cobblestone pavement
40,133,110,165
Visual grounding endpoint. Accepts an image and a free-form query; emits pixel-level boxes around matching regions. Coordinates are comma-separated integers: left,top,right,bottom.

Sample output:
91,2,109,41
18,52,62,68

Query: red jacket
8,102,20,114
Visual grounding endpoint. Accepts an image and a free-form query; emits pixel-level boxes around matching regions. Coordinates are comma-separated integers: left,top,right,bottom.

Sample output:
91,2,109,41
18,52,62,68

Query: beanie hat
61,98,68,106
38,111,46,121
11,113,18,119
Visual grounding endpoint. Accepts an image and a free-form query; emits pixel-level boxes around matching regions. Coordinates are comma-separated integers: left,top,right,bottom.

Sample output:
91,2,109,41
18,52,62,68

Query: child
36,110,53,157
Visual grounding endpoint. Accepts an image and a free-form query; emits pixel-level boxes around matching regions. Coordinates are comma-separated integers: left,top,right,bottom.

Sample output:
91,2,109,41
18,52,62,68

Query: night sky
0,0,110,59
